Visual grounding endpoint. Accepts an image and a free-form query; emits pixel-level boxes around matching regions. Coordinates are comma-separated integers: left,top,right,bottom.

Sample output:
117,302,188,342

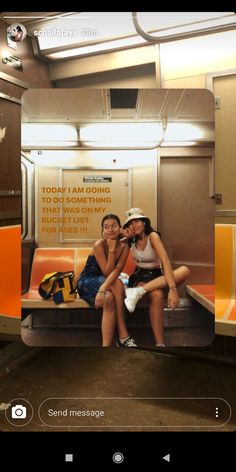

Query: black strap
55,271,74,280
54,271,77,294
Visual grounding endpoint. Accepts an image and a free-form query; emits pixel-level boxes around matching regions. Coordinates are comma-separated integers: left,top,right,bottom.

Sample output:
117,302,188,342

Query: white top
131,236,161,269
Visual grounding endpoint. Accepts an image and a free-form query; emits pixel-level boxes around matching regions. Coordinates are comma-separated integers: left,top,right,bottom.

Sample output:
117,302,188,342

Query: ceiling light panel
34,12,136,50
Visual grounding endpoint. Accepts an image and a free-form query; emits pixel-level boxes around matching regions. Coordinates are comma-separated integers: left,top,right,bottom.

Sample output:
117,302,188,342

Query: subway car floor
21,325,213,348
0,342,235,432
20,305,214,348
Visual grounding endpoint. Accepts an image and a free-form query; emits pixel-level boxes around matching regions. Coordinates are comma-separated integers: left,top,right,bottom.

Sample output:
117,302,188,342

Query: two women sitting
77,209,190,348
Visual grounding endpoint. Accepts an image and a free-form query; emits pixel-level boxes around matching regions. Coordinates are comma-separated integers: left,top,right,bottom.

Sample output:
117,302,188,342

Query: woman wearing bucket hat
122,208,190,346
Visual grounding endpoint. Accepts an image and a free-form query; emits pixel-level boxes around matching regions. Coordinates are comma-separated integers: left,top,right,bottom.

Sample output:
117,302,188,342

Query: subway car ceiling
21,89,214,151
1,12,236,88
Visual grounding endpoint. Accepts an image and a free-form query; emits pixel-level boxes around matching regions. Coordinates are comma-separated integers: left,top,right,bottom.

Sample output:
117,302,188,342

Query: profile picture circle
7,23,27,42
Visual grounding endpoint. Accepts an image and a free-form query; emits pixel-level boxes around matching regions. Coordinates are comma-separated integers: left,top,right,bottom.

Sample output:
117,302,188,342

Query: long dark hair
101,214,121,229
128,217,161,245
142,217,156,235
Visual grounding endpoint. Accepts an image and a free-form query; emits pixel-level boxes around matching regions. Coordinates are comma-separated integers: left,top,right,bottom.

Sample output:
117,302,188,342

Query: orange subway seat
186,284,214,314
215,300,231,319
228,306,236,320
0,225,21,318
215,225,233,319
215,224,236,336
28,248,75,290
22,247,136,309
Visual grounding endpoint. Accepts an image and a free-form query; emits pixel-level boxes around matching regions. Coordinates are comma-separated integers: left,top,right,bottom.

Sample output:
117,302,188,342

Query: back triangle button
163,454,170,462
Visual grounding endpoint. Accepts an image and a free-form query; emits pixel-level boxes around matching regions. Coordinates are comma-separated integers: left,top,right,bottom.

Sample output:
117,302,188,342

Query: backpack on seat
38,271,76,304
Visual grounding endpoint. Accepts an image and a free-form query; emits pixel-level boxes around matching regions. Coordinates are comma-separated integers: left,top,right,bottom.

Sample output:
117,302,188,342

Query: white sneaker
125,286,146,313
116,337,138,348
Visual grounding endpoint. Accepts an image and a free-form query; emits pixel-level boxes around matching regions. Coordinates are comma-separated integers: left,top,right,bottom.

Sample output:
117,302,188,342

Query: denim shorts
77,274,106,307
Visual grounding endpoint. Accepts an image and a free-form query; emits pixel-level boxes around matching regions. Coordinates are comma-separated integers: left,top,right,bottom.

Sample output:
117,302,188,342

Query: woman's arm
94,244,130,308
100,243,129,291
93,239,116,276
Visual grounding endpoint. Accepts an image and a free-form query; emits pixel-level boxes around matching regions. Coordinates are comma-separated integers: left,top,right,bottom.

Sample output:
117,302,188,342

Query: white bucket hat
123,208,148,228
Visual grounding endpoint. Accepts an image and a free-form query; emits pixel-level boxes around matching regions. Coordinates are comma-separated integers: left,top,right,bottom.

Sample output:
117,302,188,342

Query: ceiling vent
110,89,138,109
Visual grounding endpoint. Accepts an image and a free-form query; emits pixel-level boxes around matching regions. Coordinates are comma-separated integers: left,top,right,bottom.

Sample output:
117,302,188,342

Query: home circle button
112,452,124,464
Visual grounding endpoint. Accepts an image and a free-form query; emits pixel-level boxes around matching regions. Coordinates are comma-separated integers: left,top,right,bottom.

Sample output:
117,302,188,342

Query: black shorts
128,267,162,287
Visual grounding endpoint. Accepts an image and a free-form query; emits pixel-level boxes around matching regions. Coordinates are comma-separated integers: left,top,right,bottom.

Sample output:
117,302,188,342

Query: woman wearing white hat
123,208,190,346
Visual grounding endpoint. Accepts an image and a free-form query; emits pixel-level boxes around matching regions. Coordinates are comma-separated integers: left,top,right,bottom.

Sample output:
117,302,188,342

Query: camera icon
11,404,27,419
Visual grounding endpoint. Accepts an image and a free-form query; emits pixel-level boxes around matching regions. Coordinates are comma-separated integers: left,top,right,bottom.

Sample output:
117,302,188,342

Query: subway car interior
0,12,236,434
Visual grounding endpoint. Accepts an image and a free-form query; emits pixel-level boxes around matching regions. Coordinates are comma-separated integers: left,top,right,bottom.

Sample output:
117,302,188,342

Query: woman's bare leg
125,266,190,314
101,290,116,347
109,279,129,339
137,282,165,345
142,266,190,293
148,289,165,345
